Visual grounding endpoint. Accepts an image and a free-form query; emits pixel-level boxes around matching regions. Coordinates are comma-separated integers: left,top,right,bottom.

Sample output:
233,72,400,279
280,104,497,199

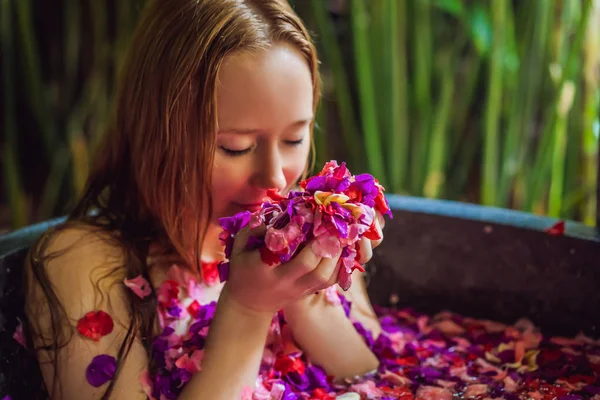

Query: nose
250,144,287,192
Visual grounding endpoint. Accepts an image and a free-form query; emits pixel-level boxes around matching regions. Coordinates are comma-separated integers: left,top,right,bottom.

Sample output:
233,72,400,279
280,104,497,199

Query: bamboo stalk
548,81,575,216
350,0,387,183
14,0,57,156
2,0,28,228
498,0,553,208
39,146,71,219
410,0,433,194
481,0,505,206
309,0,364,172
527,0,592,213
424,51,455,199
447,54,482,201
581,3,599,225
387,0,409,193
63,0,81,107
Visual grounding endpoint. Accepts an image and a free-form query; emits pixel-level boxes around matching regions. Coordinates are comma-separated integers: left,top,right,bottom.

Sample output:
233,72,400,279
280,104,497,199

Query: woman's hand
225,225,343,315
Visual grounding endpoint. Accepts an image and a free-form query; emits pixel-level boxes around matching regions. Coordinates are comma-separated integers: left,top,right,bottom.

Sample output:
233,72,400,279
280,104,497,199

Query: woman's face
211,43,314,224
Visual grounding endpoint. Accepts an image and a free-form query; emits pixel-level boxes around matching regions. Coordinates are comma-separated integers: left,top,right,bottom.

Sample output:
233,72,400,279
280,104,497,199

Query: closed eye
219,146,252,157
285,139,304,146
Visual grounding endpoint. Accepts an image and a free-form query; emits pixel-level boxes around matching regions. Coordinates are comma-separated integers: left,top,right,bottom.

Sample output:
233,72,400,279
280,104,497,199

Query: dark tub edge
385,195,600,242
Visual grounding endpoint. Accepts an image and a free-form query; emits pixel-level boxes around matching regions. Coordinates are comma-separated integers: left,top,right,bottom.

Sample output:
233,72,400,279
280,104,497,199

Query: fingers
376,210,386,230
231,224,267,256
371,215,384,250
275,241,322,281
357,237,373,264
296,251,342,291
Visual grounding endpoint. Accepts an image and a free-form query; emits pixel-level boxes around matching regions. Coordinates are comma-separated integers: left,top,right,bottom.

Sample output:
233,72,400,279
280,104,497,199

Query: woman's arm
283,270,380,379
178,287,273,399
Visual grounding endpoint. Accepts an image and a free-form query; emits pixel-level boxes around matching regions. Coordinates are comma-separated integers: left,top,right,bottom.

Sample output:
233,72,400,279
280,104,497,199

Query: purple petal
86,354,117,387
286,371,310,391
218,211,252,234
585,385,600,395
218,261,229,282
306,365,330,390
245,235,264,250
305,176,328,192
331,215,349,238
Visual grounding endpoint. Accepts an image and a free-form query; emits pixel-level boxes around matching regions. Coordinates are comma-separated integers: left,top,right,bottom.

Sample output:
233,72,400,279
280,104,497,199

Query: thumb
231,223,267,256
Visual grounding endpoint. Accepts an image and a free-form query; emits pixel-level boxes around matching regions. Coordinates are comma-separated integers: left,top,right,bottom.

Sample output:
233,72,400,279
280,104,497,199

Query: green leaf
468,4,492,57
431,0,464,17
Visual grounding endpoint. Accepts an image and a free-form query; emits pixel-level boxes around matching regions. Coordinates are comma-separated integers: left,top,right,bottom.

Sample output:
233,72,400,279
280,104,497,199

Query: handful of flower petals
217,160,392,291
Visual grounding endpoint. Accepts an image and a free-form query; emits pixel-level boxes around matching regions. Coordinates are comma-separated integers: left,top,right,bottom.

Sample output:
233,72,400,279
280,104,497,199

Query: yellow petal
497,343,513,353
324,193,349,206
485,352,501,364
341,203,363,219
314,191,332,205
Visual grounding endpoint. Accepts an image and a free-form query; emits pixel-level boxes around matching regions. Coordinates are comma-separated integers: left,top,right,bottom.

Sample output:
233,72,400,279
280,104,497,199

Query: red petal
259,246,280,266
274,355,306,376
363,221,382,240
311,388,335,400
545,221,565,236
298,177,310,189
201,261,220,286
187,300,201,318
266,188,286,202
77,310,114,341
374,186,391,214
346,186,363,202
353,260,365,273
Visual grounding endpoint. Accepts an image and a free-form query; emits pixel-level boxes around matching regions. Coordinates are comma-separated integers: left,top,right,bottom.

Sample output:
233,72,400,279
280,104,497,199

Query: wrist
218,284,276,323
283,292,323,322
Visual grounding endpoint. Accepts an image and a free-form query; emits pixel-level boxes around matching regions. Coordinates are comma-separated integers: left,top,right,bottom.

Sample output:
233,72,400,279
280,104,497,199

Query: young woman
24,0,385,399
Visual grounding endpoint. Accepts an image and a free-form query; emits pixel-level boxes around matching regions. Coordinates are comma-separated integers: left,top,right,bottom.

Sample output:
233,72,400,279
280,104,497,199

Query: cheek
285,143,311,184
210,158,247,211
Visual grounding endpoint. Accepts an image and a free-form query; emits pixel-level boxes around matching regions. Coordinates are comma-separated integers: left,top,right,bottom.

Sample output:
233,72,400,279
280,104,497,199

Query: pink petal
348,381,383,398
175,350,204,374
190,349,204,370
432,320,466,336
13,321,25,347
138,369,156,400
265,230,288,253
380,371,411,387
324,286,341,306
311,234,341,258
464,384,488,398
503,376,518,392
337,267,352,291
240,386,254,400
282,223,303,243
123,275,152,299
416,386,453,400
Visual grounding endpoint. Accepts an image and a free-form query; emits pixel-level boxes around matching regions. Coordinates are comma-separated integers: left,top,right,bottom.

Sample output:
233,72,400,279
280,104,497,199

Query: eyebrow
218,117,314,134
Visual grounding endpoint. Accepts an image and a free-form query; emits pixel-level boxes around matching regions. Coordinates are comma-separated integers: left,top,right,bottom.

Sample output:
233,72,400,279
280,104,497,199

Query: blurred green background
1,0,599,234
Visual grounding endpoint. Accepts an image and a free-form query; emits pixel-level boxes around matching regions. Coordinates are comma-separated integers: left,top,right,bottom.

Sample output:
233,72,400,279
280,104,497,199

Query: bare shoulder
24,223,149,399
25,222,129,327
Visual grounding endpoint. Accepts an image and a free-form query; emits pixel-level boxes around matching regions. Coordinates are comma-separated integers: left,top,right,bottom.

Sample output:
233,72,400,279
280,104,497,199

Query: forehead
215,44,314,129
